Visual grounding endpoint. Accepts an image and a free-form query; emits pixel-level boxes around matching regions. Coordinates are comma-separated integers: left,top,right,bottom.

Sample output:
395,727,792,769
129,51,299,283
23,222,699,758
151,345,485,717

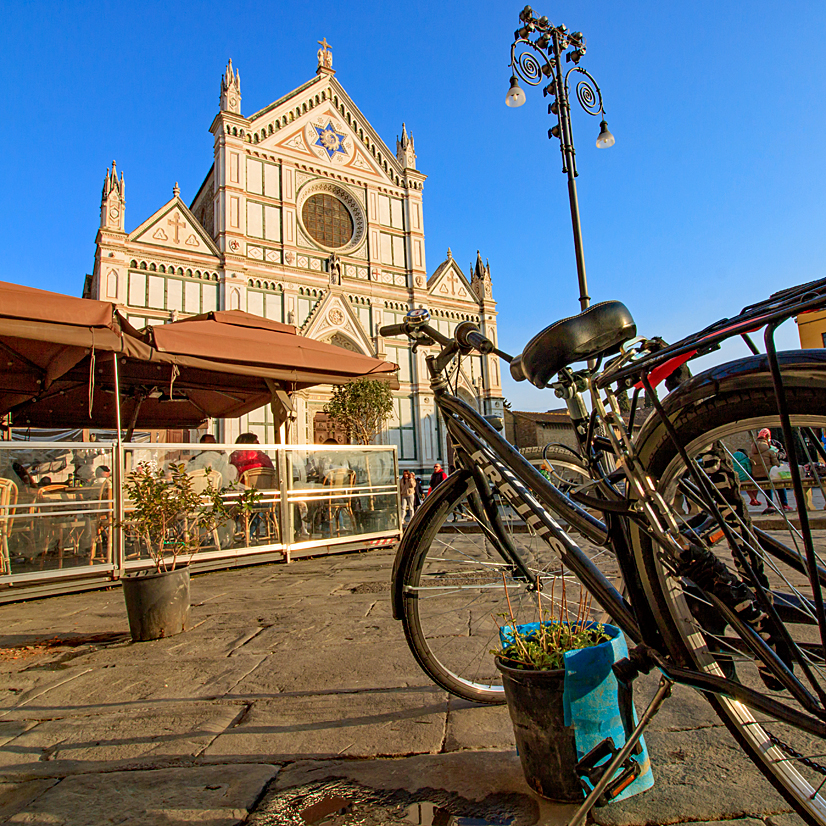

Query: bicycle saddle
510,300,636,388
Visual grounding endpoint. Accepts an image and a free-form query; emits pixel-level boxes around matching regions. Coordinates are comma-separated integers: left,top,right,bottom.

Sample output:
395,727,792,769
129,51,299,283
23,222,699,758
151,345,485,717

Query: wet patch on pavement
248,778,538,826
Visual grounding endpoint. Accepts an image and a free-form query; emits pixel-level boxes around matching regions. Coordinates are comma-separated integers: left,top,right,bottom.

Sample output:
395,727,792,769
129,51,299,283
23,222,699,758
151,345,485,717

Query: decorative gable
302,292,374,356
428,252,476,304
129,196,220,258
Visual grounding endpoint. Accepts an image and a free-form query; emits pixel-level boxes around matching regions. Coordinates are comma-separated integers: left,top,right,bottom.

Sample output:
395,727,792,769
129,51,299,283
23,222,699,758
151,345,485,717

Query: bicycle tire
396,446,620,704
633,383,826,825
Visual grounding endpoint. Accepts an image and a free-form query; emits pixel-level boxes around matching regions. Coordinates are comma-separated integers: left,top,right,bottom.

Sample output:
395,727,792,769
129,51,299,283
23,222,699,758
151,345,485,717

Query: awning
0,284,399,431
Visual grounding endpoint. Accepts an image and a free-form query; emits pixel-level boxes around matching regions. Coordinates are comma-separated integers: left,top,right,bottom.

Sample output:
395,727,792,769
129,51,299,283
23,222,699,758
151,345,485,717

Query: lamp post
506,6,614,312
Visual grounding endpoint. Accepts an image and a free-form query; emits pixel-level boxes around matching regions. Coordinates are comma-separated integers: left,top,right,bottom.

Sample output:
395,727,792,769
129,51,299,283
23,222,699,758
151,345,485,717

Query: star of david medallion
312,122,347,161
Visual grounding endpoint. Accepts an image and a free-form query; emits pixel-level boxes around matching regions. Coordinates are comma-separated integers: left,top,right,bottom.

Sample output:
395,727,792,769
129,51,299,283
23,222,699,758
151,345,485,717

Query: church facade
84,43,504,471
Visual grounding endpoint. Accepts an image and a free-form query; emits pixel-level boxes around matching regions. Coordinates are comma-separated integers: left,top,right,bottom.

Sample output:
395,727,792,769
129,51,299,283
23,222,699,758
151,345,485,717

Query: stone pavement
0,549,806,825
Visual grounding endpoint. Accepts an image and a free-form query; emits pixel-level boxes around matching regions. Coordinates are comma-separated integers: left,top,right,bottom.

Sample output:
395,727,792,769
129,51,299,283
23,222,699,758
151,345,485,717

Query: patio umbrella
0,284,398,432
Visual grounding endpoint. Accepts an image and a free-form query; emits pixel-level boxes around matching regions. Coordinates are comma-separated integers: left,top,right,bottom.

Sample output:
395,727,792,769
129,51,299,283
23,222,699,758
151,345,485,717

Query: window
302,194,353,249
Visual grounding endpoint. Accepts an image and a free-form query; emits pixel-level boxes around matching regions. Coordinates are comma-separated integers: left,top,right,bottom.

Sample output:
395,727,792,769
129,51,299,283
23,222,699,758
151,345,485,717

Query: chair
186,469,224,551
89,479,113,565
322,467,356,538
0,478,18,575
239,467,280,545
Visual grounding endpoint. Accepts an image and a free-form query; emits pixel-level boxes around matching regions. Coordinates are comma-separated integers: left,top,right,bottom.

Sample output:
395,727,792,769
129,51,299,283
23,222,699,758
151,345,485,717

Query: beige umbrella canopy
0,283,398,432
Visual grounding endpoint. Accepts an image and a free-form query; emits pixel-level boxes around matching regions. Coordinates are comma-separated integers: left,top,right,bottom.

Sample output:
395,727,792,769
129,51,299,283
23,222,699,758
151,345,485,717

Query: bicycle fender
390,470,472,621
635,349,826,448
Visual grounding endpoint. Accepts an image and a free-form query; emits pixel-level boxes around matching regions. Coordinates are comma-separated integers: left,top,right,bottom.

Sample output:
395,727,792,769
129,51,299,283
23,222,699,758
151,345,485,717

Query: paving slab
226,639,431,697
591,728,793,825
443,696,515,752
1,655,266,718
203,687,448,761
3,764,278,825
0,702,244,777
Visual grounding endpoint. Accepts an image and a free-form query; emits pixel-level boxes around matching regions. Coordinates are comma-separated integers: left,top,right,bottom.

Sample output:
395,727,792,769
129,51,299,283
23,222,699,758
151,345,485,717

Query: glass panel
122,443,283,564
287,448,399,542
0,444,116,575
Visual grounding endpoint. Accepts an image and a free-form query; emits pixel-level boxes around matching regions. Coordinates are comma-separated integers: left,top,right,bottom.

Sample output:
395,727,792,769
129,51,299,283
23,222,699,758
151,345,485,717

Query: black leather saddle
510,300,636,388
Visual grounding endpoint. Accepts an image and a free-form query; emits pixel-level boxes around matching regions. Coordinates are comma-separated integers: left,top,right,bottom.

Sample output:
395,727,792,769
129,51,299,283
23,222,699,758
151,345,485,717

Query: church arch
149,263,156,272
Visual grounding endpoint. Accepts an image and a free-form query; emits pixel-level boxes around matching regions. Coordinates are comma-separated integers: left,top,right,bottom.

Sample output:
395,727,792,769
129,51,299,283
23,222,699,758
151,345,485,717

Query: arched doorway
313,411,348,445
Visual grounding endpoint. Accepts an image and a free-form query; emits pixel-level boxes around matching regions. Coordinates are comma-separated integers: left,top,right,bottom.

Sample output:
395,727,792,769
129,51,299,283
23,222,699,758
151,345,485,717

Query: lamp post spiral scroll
507,6,615,311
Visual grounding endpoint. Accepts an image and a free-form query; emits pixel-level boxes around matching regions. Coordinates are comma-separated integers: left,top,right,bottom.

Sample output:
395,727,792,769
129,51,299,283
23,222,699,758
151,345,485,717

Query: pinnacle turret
220,59,242,114
396,123,417,169
100,161,125,231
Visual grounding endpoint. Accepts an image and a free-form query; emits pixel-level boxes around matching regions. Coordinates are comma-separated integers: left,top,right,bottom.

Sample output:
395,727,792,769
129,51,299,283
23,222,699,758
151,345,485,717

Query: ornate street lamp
506,6,615,311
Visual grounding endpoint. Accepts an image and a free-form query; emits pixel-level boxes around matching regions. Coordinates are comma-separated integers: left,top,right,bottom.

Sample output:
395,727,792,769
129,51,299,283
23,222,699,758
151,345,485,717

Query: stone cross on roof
317,38,333,71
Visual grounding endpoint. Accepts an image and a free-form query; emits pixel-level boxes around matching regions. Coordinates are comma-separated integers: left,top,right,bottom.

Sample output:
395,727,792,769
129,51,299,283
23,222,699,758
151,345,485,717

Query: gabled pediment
129,197,220,258
302,292,374,356
428,255,476,304
249,77,403,185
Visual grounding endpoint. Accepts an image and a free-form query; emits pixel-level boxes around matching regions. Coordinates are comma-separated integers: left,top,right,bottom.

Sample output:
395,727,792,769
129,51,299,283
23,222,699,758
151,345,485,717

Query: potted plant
493,578,654,804
120,462,258,642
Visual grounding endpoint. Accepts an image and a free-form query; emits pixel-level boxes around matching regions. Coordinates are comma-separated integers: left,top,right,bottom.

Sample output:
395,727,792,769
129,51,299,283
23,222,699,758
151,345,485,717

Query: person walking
400,470,417,523
427,463,447,497
731,448,761,507
749,429,790,513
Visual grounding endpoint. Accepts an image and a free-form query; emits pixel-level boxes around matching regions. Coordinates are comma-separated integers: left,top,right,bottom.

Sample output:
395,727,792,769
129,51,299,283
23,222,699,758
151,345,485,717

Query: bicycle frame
424,371,826,740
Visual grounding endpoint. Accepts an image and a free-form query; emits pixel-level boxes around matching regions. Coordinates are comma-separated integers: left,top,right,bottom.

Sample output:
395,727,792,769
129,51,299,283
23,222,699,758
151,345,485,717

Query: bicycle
384,282,826,825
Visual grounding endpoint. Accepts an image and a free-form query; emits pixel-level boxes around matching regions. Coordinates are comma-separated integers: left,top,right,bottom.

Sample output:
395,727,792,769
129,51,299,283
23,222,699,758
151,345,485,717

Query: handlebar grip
465,331,493,354
379,323,407,337
455,321,493,354
510,354,527,382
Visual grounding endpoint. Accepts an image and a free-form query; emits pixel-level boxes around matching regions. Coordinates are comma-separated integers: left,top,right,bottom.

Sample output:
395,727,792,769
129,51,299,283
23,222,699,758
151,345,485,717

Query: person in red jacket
229,433,274,479
427,463,447,497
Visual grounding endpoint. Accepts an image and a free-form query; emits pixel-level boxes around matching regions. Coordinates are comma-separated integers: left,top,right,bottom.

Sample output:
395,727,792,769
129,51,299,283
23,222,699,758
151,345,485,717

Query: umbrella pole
112,353,125,577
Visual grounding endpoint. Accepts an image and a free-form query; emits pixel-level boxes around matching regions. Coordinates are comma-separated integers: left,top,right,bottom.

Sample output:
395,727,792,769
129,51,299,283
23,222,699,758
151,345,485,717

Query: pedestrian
400,470,416,522
749,429,790,513
427,463,447,497
731,449,761,507
414,476,424,508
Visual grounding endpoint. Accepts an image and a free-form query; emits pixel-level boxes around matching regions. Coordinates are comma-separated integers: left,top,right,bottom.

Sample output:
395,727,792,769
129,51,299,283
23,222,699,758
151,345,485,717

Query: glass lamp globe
596,120,615,149
505,77,527,108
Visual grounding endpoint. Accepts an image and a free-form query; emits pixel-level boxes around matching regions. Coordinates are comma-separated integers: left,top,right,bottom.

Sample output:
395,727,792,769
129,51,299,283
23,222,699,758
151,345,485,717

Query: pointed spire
396,123,417,169
447,247,452,259
173,182,180,198
220,59,242,114
100,161,125,232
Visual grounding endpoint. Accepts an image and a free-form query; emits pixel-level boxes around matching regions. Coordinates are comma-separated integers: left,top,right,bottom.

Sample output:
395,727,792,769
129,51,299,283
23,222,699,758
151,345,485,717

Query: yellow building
797,309,826,348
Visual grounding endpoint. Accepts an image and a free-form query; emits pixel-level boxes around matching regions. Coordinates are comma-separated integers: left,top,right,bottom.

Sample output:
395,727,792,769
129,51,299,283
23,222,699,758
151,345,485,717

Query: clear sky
1,1,824,410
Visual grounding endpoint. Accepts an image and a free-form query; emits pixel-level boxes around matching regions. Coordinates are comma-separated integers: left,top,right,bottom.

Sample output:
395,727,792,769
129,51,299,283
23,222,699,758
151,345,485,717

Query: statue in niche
328,253,342,285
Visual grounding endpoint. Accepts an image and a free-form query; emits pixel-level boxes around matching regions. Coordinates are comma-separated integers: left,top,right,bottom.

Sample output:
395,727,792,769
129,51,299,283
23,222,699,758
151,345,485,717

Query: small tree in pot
121,462,259,641
324,378,394,530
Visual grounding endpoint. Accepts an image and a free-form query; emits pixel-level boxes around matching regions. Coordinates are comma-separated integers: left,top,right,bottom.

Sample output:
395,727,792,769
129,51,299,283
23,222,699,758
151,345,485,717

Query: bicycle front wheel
397,448,620,704
634,384,826,825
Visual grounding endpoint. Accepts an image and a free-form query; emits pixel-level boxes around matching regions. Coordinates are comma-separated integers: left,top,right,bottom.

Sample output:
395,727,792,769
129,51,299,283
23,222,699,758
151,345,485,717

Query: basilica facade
84,43,504,471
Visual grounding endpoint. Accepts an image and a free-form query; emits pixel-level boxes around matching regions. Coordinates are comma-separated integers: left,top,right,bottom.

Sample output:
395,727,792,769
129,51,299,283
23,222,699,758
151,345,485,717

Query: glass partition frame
0,441,400,596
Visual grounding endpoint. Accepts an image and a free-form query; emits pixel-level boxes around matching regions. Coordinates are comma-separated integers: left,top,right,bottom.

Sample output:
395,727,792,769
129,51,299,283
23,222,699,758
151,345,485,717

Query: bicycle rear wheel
633,384,826,825
397,446,620,704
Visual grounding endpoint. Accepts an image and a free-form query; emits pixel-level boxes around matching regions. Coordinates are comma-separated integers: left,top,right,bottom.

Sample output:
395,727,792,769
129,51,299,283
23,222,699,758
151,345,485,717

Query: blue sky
1,1,824,410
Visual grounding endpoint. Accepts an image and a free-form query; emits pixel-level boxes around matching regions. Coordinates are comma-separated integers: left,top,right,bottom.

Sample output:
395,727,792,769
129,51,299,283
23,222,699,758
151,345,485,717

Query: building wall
797,309,826,349
86,50,504,473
